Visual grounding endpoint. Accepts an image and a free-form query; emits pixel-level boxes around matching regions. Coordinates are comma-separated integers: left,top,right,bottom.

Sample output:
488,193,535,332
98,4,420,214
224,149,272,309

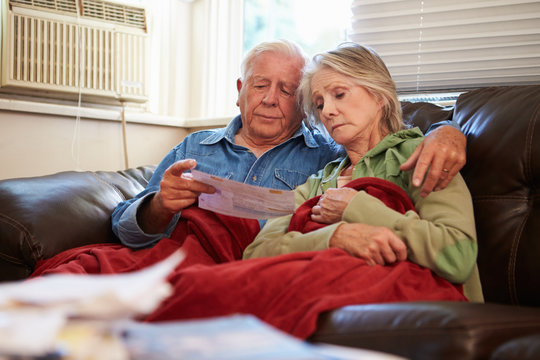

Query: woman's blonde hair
298,42,405,136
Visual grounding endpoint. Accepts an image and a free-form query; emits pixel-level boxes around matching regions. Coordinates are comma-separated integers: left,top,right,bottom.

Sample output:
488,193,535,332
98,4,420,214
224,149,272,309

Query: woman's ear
376,93,387,108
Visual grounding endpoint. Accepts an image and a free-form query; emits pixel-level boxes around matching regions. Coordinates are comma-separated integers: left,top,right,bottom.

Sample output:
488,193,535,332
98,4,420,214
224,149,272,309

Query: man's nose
262,86,279,106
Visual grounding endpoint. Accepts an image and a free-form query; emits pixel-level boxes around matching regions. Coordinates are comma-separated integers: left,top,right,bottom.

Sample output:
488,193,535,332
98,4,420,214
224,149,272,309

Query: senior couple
34,40,482,336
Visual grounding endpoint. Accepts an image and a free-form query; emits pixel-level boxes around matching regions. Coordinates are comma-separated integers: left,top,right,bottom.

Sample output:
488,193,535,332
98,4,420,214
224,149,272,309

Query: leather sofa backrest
404,86,540,306
453,86,540,306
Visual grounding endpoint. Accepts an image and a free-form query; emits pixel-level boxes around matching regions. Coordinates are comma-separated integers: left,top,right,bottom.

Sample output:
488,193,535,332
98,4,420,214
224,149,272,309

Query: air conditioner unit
1,0,148,103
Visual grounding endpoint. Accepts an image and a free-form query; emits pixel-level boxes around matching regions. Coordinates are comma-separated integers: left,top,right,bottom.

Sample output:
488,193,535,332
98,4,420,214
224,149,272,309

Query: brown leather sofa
1,86,540,359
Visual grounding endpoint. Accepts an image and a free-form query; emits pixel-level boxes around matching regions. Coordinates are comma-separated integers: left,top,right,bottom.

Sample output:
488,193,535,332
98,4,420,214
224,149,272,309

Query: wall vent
1,0,148,103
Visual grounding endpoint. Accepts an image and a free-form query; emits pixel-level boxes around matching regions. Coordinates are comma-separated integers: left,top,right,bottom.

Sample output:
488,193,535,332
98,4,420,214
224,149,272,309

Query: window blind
349,0,540,94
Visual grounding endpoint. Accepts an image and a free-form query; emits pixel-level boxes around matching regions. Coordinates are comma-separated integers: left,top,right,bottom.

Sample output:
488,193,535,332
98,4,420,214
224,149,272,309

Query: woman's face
310,67,383,148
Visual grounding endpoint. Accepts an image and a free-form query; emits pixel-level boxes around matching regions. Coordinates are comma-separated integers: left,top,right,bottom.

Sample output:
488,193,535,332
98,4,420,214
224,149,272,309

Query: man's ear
236,78,242,107
236,78,243,91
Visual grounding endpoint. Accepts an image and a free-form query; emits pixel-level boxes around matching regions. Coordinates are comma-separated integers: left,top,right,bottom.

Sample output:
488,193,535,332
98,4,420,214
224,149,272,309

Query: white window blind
349,0,540,94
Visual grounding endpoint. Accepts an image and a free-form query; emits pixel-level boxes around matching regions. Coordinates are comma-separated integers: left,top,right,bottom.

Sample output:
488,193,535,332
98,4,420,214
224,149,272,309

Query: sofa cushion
0,166,155,281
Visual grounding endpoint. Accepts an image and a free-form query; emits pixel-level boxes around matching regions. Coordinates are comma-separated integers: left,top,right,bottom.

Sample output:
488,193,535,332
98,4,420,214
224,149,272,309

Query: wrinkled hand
330,223,407,266
138,159,215,234
156,159,216,214
311,187,358,224
400,125,466,197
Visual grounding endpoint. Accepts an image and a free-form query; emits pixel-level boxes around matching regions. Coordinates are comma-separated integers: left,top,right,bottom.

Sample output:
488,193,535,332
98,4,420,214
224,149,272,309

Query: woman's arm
341,173,477,283
243,180,341,259
245,172,477,285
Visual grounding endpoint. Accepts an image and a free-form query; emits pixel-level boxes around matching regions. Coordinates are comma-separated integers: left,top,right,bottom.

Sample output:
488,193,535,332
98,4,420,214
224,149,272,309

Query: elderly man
112,40,465,249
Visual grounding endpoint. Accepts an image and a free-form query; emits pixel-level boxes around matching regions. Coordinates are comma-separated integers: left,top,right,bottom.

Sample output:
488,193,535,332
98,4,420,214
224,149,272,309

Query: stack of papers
0,251,184,359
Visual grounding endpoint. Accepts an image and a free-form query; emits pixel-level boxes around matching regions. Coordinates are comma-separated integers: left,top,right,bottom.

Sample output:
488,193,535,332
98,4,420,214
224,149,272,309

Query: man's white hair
240,39,309,81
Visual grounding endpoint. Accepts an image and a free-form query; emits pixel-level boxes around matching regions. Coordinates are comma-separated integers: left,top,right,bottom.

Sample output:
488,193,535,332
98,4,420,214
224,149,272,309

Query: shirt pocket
273,169,311,190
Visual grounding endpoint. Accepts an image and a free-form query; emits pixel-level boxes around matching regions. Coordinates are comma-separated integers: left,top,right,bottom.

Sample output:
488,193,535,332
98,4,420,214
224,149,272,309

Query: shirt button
252,175,257,181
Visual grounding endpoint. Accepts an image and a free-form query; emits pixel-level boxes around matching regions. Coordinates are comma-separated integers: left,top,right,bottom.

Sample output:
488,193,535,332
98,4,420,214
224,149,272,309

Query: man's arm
400,123,467,198
112,157,215,249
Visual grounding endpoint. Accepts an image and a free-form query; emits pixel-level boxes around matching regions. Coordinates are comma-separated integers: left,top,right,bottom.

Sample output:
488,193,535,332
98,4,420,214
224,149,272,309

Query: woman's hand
311,187,358,224
329,223,407,266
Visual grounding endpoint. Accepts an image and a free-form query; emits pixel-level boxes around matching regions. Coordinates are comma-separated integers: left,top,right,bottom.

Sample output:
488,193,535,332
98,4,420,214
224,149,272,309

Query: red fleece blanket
289,177,416,233
31,177,466,339
31,209,260,276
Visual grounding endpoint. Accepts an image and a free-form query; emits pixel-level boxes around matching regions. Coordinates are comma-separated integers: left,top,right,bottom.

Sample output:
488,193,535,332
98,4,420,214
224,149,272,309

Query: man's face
236,52,305,146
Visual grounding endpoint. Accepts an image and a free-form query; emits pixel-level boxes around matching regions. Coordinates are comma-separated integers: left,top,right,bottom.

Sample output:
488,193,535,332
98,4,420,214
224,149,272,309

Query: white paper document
191,169,295,219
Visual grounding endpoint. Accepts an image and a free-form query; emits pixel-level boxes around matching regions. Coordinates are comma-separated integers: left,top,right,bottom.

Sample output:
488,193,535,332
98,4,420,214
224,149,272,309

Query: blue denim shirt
112,115,345,248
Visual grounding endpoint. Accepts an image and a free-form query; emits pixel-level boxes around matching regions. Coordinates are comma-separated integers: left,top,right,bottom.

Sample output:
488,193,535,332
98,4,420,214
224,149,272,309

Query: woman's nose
322,100,337,117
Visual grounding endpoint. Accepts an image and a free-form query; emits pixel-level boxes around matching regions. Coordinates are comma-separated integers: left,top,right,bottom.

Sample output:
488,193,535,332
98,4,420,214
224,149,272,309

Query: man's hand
400,125,466,197
311,187,358,224
138,159,216,234
329,223,407,266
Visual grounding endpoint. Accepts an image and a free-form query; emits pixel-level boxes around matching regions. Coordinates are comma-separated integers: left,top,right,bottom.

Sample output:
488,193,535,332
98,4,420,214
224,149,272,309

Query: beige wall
0,109,193,180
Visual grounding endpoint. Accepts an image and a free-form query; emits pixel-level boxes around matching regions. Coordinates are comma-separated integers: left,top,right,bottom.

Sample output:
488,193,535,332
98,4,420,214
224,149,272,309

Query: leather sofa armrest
0,166,155,281
310,301,540,360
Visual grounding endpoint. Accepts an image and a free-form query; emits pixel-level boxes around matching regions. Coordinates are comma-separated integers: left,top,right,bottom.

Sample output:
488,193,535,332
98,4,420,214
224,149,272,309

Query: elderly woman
243,43,482,303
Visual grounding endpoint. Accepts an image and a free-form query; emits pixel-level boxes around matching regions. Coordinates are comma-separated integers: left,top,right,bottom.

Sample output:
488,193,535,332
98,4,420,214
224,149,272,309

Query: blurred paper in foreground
0,251,184,358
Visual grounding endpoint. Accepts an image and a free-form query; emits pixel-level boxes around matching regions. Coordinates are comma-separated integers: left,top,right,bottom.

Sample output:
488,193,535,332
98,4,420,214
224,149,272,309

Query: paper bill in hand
191,169,295,219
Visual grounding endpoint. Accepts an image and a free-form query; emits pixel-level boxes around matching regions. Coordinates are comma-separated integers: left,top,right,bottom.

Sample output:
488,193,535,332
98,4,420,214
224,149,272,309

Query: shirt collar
200,114,321,149
319,127,424,187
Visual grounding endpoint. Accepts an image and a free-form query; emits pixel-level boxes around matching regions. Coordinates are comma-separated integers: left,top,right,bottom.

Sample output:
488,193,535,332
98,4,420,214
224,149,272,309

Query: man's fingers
417,145,457,196
186,178,217,194
419,166,443,197
433,166,459,192
412,150,435,189
426,150,464,194
400,143,423,172
168,159,197,176
164,173,216,195
433,152,466,192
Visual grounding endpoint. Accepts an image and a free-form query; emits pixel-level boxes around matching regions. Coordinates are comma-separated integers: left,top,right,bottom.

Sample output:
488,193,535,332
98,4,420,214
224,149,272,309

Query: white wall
0,109,192,180
0,0,243,180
